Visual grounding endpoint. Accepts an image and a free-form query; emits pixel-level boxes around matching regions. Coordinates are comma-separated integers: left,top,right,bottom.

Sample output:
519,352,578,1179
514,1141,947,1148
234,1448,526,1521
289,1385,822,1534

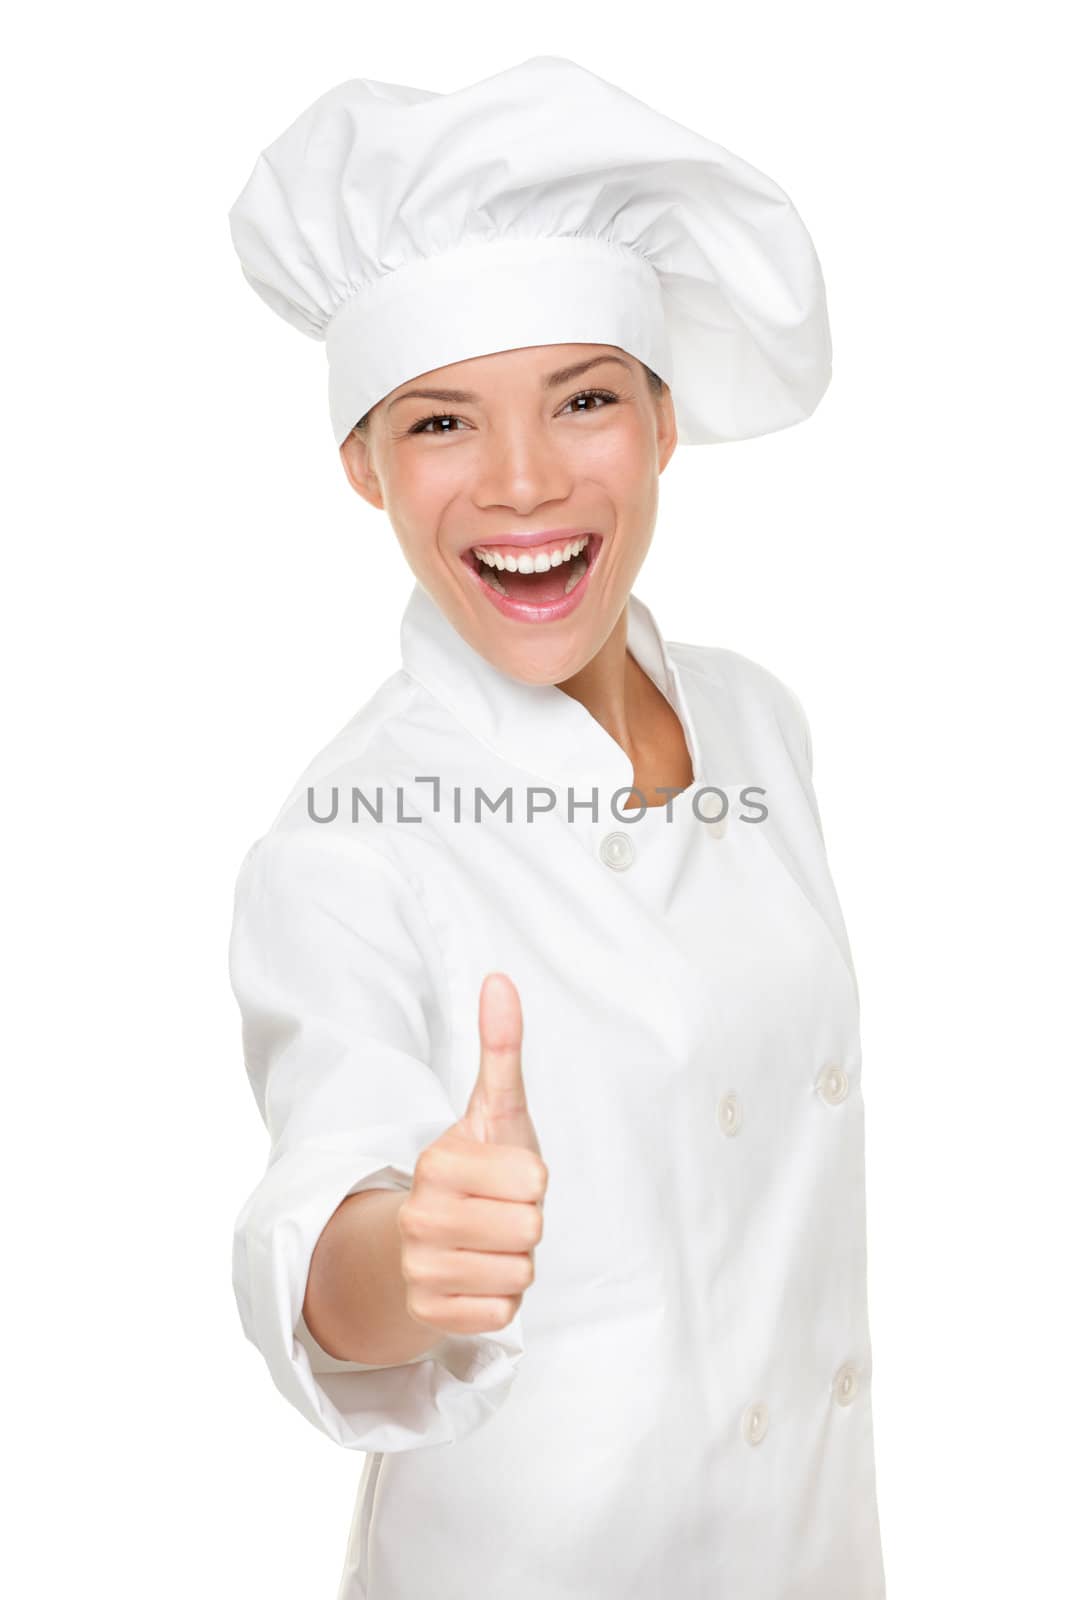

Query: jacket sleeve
227,824,525,1452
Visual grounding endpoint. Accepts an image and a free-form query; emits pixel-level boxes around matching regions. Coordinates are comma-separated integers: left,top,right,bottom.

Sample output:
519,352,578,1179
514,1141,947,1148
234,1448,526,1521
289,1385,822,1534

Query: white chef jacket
229,578,887,1599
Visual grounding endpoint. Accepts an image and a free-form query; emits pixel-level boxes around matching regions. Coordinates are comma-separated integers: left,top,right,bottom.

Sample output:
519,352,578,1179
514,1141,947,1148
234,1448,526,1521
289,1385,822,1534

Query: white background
4,5,1063,1595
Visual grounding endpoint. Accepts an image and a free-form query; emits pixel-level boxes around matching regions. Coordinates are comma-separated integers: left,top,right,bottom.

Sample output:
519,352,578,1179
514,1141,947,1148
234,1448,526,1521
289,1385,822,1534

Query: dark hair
348,358,665,436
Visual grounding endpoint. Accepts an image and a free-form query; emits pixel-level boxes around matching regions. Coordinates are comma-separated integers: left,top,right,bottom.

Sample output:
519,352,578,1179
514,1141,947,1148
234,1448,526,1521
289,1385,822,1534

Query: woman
227,56,887,1599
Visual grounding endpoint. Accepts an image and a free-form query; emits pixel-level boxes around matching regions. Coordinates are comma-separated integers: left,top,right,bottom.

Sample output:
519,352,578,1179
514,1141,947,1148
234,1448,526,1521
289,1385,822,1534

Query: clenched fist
397,972,548,1338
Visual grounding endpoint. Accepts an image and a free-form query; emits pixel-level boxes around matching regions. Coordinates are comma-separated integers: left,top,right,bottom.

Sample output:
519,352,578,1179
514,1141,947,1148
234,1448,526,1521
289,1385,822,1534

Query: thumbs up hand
397,973,548,1339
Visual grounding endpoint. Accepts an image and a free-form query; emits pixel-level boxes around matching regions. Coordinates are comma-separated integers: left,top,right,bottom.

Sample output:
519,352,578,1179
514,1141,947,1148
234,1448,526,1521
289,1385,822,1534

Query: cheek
386,455,463,540
576,418,655,489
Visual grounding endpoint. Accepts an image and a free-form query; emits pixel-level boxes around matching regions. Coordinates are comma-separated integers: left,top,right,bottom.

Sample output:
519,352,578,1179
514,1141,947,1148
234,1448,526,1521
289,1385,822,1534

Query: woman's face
339,343,677,686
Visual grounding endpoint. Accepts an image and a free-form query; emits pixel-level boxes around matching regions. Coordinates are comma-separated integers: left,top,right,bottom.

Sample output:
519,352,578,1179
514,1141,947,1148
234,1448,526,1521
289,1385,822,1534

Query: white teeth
473,534,589,571
472,535,593,600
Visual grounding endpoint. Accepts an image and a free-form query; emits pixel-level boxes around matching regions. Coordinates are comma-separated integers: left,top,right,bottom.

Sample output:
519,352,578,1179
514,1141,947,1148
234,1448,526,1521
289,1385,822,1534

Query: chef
226,55,887,1600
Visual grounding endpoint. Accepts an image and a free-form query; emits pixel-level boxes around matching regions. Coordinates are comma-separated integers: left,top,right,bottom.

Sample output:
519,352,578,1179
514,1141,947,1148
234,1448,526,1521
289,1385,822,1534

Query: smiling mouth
462,533,602,602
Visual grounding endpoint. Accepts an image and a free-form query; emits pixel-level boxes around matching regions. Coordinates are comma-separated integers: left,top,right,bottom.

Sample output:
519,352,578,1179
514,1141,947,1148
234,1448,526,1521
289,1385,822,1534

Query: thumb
464,972,540,1152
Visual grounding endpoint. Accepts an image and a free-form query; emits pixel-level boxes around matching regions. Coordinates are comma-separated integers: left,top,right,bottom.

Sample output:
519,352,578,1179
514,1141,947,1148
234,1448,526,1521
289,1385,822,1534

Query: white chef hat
228,55,831,447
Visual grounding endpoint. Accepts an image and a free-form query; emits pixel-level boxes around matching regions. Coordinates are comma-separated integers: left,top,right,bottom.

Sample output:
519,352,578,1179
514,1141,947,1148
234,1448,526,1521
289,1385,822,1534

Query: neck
556,599,693,808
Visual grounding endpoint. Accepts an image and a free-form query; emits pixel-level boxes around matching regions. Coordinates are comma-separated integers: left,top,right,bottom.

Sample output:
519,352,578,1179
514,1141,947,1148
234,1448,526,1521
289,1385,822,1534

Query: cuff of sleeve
232,1125,526,1452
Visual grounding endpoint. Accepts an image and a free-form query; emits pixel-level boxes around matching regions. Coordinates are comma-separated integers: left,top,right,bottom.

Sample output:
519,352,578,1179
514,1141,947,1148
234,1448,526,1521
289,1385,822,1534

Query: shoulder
231,667,432,891
274,669,421,816
666,638,814,774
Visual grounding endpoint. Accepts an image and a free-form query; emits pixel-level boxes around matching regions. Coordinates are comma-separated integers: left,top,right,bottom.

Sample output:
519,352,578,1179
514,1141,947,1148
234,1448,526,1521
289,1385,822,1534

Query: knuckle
402,1245,436,1286
406,1289,433,1323
484,1296,518,1331
414,1146,445,1186
397,1202,433,1242
410,1297,450,1335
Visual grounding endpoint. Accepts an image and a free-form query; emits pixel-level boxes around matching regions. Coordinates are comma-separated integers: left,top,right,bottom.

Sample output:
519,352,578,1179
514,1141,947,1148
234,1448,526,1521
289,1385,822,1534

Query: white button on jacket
229,579,887,1599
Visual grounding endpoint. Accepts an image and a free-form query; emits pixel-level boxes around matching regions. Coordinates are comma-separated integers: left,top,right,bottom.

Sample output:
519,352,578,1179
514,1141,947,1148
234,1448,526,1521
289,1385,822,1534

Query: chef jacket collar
399,579,710,804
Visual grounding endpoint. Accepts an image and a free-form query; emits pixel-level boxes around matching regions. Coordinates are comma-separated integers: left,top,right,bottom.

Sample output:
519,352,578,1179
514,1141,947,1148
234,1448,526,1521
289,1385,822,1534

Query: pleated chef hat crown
228,55,832,447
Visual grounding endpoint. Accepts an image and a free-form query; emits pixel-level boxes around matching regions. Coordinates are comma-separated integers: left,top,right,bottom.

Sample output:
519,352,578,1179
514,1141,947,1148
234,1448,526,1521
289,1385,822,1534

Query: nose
472,418,575,516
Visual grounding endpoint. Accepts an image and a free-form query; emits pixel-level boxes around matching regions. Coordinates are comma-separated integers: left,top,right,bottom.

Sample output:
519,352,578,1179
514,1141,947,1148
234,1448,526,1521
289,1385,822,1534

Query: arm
228,825,525,1451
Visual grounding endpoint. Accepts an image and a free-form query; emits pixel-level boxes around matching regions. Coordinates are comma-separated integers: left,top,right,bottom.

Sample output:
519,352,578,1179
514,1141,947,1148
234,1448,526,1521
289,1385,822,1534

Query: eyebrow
386,353,633,413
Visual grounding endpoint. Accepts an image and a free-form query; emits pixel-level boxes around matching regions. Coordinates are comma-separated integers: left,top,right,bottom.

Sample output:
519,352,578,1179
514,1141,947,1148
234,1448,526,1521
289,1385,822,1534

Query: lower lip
460,536,603,623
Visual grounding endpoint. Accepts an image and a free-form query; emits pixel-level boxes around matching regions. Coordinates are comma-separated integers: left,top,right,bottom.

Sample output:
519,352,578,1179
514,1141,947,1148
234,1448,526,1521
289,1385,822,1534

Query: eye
408,410,469,437
560,388,618,415
406,387,619,436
